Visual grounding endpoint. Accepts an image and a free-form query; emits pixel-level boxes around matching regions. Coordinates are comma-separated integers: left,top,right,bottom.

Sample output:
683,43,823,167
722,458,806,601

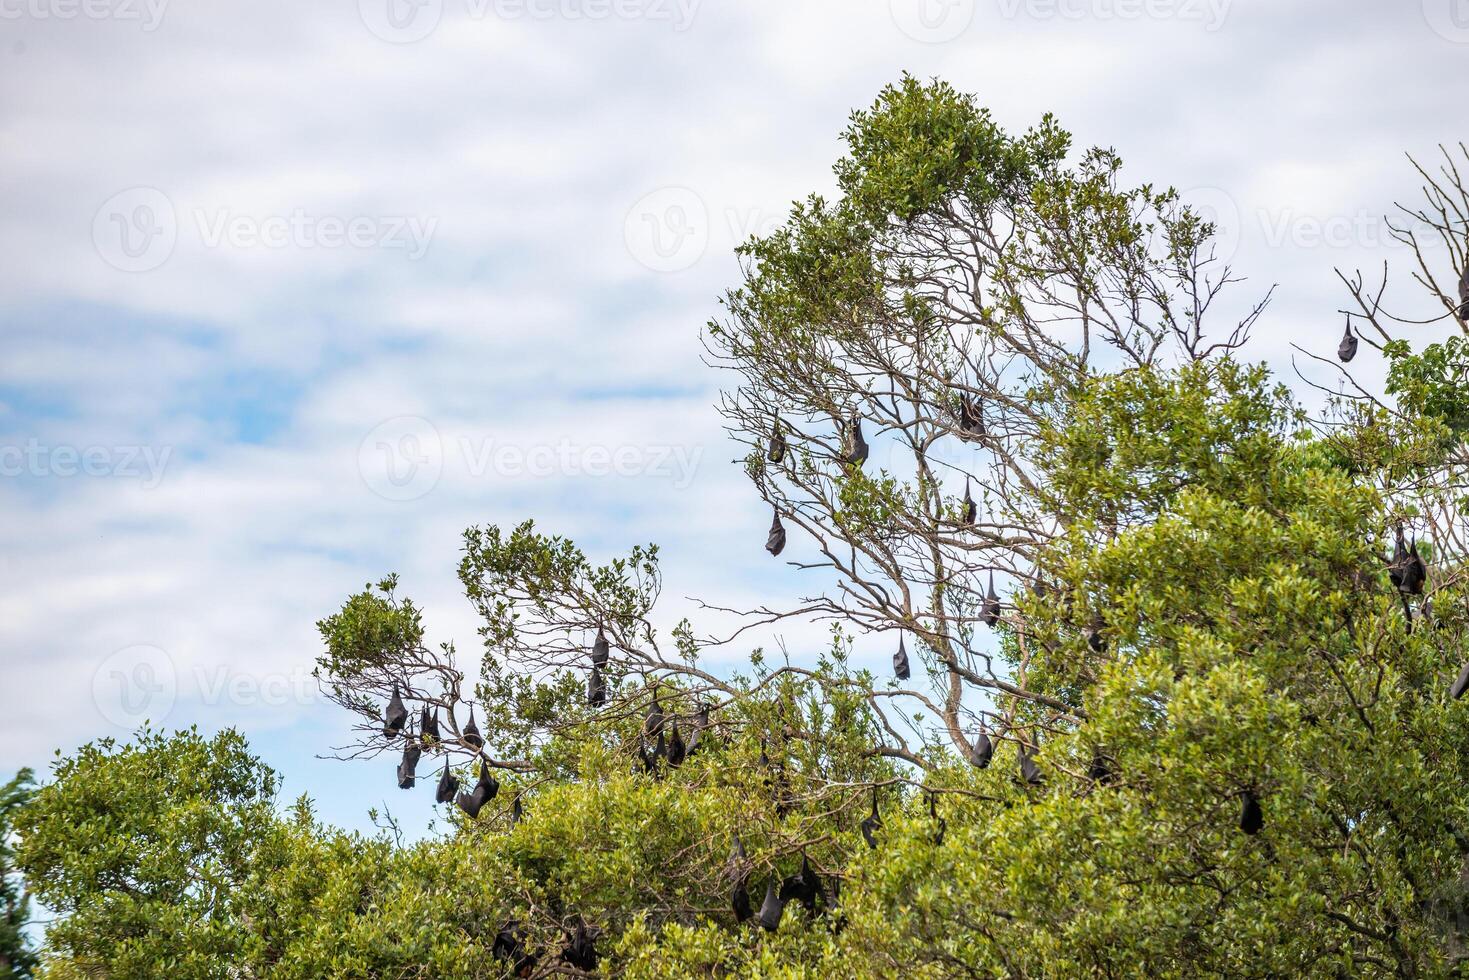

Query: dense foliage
0,769,36,980
14,80,1469,977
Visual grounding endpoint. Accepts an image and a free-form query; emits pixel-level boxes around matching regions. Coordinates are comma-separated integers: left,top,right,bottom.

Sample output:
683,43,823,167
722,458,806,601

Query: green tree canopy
0,769,37,980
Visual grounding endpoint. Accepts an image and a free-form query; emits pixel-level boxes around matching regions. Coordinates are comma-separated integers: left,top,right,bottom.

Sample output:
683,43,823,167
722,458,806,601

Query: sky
1,0,1465,835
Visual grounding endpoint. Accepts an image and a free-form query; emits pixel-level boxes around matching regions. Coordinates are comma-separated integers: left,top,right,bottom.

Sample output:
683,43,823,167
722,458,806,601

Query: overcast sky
1,0,1464,833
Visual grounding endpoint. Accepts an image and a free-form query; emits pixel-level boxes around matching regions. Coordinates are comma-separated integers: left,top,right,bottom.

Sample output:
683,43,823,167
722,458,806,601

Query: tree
14,729,282,979
0,770,37,980
16,78,1469,977
704,74,1272,766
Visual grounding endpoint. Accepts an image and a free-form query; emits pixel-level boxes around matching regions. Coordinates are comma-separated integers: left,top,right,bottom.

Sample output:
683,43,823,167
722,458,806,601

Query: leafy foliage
0,770,36,980
1386,336,1469,438
16,729,277,978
